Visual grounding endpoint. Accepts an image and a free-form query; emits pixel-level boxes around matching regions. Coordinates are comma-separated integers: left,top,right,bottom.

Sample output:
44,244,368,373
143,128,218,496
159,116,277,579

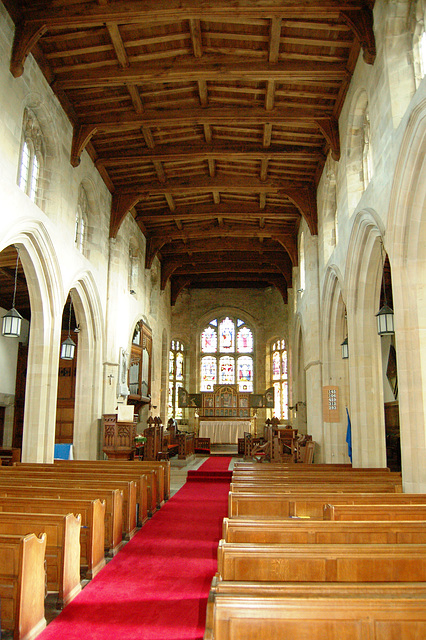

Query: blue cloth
345,408,352,462
54,443,73,460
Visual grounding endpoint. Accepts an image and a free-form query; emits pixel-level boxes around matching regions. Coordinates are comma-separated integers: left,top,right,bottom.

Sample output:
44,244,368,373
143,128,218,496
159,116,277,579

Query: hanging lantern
2,248,23,338
376,241,395,336
60,298,76,360
376,304,395,336
341,337,349,359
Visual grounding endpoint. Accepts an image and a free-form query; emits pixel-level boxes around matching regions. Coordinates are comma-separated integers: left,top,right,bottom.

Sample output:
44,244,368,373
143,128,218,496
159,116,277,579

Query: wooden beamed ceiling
5,0,376,303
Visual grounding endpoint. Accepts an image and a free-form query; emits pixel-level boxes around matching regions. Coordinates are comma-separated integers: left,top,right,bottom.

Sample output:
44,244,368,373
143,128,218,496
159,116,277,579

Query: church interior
0,0,425,638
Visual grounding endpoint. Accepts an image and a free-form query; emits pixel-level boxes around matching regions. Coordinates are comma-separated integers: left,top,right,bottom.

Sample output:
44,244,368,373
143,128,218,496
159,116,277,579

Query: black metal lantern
60,299,76,360
341,336,349,359
2,248,23,338
376,242,394,336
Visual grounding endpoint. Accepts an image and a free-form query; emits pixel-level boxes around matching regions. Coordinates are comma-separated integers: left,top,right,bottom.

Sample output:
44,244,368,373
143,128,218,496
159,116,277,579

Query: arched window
200,316,254,392
128,239,139,294
413,0,426,88
17,109,44,205
362,108,373,189
75,185,89,254
168,340,185,420
271,339,288,420
299,232,305,292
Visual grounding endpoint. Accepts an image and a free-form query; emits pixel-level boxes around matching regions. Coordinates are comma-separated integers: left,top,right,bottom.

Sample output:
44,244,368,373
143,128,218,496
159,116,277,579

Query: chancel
0,1,425,639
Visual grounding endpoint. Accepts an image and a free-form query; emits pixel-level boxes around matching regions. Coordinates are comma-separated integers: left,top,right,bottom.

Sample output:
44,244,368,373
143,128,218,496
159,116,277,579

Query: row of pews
0,458,170,640
205,462,426,639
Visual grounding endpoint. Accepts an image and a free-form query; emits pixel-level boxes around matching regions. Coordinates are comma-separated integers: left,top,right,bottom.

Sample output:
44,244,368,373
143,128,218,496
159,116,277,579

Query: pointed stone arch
386,97,426,492
321,265,351,463
1,219,63,462
67,273,104,460
345,209,387,468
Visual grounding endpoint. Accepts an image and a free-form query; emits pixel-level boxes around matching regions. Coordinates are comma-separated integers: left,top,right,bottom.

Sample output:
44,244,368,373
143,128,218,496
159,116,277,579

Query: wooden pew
228,491,426,518
0,512,81,608
229,481,403,493
205,577,426,639
324,503,426,521
217,540,426,582
0,485,122,556
0,533,47,640
205,591,426,640
52,458,169,509
233,462,392,472
231,470,401,483
0,473,136,541
222,516,426,544
13,463,150,523
0,495,105,579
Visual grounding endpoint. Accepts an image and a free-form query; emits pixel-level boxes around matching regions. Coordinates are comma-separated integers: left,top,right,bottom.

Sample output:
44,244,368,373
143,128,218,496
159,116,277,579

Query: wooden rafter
5,0,377,303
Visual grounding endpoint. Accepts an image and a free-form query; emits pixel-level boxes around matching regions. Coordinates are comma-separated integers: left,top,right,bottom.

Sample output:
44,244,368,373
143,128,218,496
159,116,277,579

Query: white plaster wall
0,4,172,460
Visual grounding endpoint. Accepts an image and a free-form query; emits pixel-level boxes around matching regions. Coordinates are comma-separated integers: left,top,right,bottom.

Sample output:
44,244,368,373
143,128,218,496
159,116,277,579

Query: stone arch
160,328,169,424
321,265,351,463
345,89,371,213
345,209,387,468
0,219,63,462
67,273,104,460
386,97,426,492
292,315,307,435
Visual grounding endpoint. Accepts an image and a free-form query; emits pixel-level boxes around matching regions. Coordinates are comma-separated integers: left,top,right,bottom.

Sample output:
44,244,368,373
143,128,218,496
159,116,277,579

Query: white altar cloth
199,420,250,444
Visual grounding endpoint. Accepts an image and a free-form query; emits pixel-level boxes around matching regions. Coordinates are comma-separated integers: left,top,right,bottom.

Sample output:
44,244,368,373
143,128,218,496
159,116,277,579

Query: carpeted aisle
36,458,231,640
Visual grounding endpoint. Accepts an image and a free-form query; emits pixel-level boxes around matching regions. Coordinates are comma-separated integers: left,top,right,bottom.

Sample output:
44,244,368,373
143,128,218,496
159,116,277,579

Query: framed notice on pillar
323,386,339,422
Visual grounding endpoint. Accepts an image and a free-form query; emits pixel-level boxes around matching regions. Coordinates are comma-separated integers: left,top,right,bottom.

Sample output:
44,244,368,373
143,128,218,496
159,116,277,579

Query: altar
199,420,250,444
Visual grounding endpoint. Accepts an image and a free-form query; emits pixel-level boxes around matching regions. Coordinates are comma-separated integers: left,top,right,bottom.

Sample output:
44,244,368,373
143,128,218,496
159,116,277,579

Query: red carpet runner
187,456,232,482
37,458,231,640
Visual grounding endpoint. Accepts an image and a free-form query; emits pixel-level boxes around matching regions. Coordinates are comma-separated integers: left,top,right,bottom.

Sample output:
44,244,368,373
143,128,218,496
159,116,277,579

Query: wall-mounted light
376,241,394,336
60,298,76,360
2,248,23,338
341,337,349,359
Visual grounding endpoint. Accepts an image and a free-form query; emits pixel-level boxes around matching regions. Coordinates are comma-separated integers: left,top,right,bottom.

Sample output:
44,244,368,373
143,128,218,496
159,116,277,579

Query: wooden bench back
0,512,81,608
0,495,106,578
229,481,402,493
0,533,47,639
208,593,426,640
228,491,426,518
0,474,136,539
223,517,426,544
8,464,151,521
0,484,122,554
324,503,426,521
217,540,426,582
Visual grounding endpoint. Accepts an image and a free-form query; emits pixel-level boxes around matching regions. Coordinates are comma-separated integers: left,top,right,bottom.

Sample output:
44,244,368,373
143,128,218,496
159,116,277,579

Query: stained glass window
200,316,254,392
201,356,217,391
237,326,253,352
219,317,235,352
219,356,235,384
237,356,253,392
168,340,185,420
272,339,288,420
201,326,217,353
